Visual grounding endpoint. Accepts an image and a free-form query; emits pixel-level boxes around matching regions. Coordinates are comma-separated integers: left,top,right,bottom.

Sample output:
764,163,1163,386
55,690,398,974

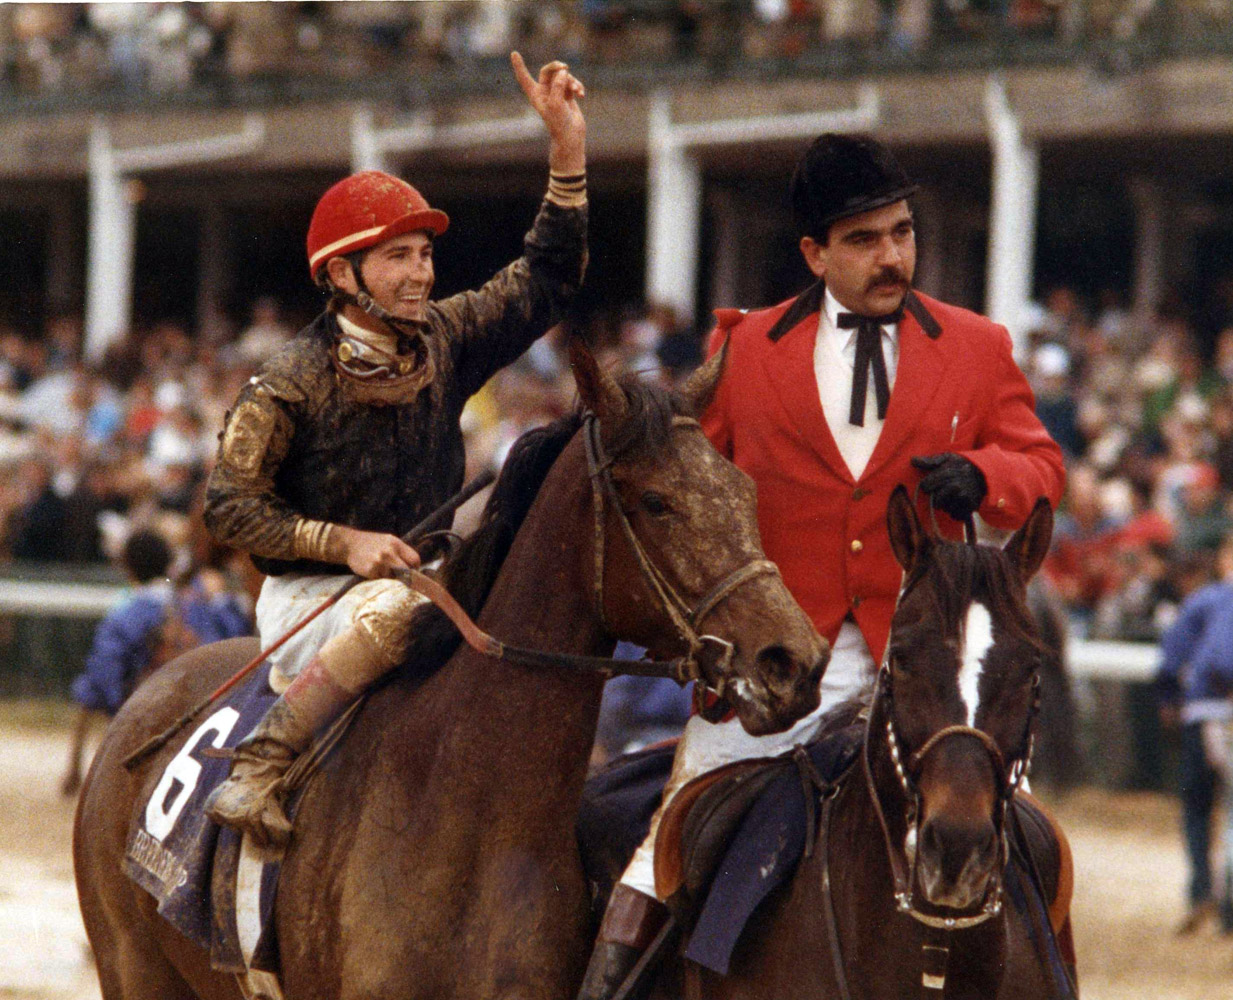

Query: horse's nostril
755,644,795,683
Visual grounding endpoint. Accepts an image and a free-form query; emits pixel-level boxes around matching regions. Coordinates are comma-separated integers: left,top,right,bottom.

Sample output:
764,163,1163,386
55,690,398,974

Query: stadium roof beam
983,76,1038,357
84,114,264,361
646,85,880,328
350,106,543,173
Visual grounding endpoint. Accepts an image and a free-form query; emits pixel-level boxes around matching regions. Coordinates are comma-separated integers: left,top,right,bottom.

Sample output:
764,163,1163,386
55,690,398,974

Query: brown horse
681,486,1075,1000
74,341,829,1000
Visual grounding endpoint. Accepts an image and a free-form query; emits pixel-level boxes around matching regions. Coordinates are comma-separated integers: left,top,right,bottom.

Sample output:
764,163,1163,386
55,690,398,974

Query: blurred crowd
0,0,1206,97
0,292,701,757
1023,284,1233,645
12,278,1233,644
0,294,699,579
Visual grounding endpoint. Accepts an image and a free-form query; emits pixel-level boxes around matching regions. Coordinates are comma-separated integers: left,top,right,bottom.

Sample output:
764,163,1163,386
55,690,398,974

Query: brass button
398,357,413,375
852,487,869,501
850,539,863,554
996,498,1006,509
337,341,354,362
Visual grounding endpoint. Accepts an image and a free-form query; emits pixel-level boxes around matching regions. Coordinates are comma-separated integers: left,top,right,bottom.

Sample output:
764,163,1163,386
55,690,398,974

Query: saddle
577,722,865,976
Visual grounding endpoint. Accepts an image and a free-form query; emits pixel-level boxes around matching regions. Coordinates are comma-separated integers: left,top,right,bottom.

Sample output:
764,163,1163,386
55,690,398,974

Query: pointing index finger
510,51,537,100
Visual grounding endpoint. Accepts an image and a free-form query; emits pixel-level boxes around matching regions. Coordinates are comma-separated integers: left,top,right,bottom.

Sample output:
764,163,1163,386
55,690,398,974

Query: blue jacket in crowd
1157,580,1233,723
71,580,251,715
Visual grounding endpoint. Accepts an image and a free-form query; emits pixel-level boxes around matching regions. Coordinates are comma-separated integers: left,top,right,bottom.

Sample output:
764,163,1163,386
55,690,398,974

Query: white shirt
813,288,901,482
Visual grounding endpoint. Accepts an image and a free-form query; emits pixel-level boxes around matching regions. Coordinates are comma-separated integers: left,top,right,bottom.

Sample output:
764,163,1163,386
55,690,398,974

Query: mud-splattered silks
204,198,586,578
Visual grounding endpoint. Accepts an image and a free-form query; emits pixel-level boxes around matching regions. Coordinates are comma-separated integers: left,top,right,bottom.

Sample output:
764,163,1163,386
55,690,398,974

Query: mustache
866,269,908,293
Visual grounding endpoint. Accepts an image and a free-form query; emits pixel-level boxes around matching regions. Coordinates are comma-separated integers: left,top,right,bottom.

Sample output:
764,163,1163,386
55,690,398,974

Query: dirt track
2,709,1231,1000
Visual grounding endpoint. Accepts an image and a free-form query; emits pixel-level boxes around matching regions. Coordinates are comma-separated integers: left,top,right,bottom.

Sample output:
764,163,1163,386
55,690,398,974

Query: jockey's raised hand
332,526,421,579
511,51,586,175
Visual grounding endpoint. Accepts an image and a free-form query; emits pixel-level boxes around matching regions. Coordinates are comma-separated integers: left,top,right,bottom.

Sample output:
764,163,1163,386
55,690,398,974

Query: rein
863,665,1039,933
394,413,780,692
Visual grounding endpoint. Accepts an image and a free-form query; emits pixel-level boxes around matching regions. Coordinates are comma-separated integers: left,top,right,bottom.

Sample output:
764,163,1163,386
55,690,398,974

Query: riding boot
205,624,390,848
576,883,668,1000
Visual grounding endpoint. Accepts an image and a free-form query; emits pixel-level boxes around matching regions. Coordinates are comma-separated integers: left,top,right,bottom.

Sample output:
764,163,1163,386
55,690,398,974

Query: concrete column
912,186,944,300
646,91,703,326
984,77,1039,357
85,118,137,362
1128,176,1164,324
84,114,264,361
350,106,387,174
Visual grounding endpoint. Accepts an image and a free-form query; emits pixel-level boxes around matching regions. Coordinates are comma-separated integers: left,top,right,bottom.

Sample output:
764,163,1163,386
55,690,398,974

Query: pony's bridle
866,661,1040,931
583,412,780,711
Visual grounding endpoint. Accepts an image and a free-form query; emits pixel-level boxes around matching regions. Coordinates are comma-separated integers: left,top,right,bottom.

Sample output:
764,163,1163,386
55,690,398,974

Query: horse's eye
641,491,669,516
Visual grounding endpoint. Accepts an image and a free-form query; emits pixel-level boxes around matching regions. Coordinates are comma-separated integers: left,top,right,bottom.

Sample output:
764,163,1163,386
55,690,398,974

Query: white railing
0,578,127,618
0,577,1161,681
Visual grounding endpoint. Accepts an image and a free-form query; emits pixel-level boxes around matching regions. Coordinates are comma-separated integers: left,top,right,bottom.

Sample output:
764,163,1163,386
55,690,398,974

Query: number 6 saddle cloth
124,662,286,976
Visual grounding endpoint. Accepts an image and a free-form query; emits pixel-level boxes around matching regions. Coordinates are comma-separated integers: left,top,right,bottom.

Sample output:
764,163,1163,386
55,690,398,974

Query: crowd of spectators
1025,283,1233,645
10,268,1233,654
0,294,699,576
1,0,1206,99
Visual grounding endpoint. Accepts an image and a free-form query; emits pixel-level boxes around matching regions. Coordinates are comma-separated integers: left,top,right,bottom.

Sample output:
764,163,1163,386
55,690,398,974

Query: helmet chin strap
327,255,420,336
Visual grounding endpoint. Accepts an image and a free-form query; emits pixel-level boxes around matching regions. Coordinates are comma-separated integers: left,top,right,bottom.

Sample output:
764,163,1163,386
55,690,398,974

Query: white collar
336,310,399,355
823,288,901,350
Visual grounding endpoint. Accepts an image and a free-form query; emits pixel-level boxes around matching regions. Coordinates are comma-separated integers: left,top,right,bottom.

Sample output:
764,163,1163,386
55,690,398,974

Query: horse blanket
124,664,283,974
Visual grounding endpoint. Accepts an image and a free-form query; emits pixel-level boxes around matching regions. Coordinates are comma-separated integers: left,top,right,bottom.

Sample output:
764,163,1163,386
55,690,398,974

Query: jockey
202,53,588,849
577,134,1066,999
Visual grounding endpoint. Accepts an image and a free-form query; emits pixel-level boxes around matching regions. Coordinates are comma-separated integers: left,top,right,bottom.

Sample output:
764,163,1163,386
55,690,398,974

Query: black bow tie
837,307,902,426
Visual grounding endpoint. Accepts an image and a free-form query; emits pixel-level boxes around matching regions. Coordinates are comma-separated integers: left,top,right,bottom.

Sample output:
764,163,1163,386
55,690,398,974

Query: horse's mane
394,374,691,683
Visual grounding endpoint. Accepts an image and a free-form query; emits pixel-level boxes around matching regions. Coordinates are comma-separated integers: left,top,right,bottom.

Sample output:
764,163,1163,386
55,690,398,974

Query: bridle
582,412,781,708
812,500,1064,1000
865,661,1040,932
386,412,781,702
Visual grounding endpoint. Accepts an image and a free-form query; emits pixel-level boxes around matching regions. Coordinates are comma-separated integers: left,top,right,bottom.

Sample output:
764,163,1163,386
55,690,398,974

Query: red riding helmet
306,171,449,281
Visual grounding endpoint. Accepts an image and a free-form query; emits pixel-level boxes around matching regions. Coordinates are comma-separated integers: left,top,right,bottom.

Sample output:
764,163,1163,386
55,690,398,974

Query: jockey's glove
910,453,988,521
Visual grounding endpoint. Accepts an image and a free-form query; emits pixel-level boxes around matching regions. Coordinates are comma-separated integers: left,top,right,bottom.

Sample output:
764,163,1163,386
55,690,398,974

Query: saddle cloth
577,725,864,975
124,664,285,974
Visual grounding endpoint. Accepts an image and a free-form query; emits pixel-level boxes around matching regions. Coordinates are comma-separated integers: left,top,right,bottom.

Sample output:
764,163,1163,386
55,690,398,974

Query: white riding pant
619,620,876,898
255,573,428,694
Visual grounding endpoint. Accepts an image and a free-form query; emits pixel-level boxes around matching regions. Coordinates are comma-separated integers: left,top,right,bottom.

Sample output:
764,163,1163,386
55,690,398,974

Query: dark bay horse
681,486,1075,1000
74,340,829,1000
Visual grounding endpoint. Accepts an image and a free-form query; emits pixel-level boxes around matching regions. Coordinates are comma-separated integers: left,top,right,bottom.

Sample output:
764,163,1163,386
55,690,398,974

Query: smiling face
800,200,916,316
328,230,435,323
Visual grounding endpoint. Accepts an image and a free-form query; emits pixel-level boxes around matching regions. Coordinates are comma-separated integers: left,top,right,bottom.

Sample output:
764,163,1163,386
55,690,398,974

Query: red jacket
702,288,1065,663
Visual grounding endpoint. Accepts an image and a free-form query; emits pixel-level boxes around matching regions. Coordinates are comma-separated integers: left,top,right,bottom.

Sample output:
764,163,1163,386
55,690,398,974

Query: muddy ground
1,705,1230,1000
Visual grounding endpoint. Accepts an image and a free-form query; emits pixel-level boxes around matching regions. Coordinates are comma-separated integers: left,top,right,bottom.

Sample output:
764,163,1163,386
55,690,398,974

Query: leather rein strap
583,413,780,698
392,413,780,686
862,664,1039,933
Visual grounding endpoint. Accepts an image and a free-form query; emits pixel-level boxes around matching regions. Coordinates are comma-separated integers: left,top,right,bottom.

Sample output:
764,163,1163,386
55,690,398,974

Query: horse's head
879,485,1052,915
569,339,828,736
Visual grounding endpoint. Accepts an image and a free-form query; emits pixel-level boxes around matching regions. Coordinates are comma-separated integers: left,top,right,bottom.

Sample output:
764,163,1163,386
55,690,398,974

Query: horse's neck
409,444,608,817
475,448,604,664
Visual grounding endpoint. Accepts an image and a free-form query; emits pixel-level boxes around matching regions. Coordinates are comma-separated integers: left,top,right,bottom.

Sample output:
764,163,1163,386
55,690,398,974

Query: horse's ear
887,484,929,572
679,336,728,416
569,337,627,427
1003,497,1053,582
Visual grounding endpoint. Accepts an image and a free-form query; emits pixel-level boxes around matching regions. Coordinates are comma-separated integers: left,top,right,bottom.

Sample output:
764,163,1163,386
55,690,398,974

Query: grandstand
0,0,1231,789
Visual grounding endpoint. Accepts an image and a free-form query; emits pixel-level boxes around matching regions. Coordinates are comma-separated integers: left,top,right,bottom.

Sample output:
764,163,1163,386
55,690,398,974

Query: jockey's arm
205,380,420,580
440,55,588,399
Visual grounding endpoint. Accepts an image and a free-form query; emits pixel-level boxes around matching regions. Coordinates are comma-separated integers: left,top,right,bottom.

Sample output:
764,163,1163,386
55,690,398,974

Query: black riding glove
910,453,987,522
